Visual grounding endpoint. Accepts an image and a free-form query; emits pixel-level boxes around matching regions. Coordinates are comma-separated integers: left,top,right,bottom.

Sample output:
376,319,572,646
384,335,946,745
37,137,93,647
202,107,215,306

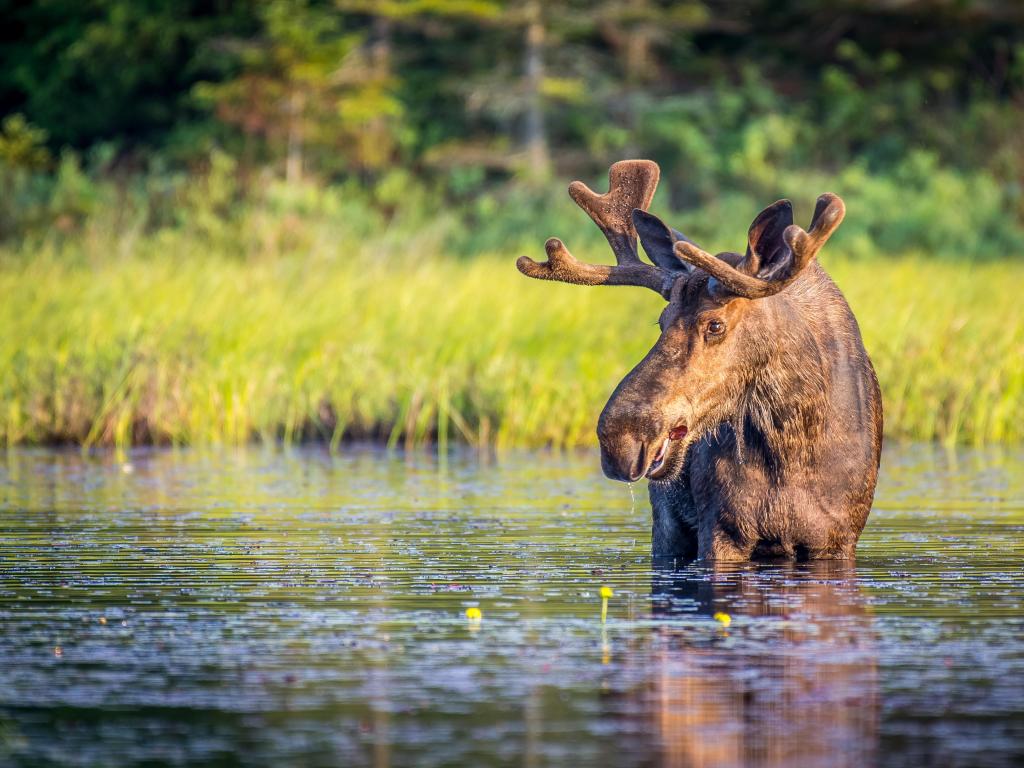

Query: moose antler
516,160,677,297
672,193,846,299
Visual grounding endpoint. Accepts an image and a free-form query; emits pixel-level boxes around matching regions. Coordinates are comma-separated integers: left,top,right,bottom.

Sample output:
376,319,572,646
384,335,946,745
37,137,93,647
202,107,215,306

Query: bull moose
517,160,882,562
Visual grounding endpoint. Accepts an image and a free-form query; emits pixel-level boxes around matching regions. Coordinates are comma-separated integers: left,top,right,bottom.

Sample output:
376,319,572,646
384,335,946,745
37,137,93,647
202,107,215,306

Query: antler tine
783,193,845,270
672,240,777,299
673,193,846,300
568,159,660,265
516,159,673,296
516,237,667,293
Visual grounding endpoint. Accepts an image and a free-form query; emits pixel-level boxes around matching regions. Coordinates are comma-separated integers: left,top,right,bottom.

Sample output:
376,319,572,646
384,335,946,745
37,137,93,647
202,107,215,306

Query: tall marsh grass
1,222,1020,449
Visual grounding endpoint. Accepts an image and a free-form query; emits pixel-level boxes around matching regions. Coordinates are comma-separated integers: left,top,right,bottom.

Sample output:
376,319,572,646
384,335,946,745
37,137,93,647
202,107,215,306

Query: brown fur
518,160,883,562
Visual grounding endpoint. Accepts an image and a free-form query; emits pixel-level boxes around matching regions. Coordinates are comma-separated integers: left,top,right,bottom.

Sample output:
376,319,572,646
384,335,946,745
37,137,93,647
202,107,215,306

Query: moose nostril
628,442,647,482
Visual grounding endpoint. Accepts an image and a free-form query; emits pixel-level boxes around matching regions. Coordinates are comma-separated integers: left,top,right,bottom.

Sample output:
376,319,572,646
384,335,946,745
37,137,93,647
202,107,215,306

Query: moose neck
736,289,835,474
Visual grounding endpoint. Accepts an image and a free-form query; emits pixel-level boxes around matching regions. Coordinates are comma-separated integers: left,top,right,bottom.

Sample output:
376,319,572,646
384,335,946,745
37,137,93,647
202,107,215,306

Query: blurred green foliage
0,0,1023,253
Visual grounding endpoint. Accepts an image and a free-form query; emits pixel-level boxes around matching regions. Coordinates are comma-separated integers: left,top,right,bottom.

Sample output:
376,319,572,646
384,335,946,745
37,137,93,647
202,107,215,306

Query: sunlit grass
1,232,1021,449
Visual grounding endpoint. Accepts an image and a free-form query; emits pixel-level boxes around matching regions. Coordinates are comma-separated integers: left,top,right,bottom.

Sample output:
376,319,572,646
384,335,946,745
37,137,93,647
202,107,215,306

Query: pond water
0,444,1021,767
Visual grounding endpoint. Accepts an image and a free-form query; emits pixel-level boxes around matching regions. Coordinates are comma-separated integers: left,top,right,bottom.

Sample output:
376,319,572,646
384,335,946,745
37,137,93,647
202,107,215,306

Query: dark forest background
2,0,1024,255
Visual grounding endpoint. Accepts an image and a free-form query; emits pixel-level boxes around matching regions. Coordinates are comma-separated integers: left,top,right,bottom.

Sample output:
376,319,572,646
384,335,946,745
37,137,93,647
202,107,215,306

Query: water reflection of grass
0,250,1020,448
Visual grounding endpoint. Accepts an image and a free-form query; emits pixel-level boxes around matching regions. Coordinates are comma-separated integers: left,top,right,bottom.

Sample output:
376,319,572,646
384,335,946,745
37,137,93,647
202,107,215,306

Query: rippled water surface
1,444,1022,767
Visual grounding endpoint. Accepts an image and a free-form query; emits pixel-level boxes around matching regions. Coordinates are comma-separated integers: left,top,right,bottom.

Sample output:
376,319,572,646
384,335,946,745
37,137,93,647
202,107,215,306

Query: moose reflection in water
614,561,878,768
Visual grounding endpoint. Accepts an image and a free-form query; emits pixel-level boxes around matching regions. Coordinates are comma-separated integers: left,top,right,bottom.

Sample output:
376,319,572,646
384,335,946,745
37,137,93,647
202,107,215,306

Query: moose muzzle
597,396,668,482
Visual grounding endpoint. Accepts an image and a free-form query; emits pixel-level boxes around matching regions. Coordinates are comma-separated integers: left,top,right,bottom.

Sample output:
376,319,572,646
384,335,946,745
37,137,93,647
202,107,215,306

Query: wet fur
646,262,883,562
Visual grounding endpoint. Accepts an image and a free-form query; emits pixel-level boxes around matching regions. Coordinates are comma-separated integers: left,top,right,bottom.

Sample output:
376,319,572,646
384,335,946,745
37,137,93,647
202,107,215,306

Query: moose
517,160,882,562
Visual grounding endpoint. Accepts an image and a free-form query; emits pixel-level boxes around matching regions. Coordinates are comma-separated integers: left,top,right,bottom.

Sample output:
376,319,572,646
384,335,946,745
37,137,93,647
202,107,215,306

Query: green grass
1,230,1021,449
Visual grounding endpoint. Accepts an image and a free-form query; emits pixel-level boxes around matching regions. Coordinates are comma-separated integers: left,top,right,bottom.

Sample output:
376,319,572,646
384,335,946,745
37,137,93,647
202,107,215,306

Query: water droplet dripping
627,482,636,513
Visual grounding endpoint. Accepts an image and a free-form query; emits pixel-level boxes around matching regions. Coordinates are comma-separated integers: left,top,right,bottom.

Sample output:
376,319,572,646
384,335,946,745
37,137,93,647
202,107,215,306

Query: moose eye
706,319,726,337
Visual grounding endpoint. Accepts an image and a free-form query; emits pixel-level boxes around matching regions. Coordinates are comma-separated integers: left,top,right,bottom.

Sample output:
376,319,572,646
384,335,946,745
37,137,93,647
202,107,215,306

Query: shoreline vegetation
2,180,1021,450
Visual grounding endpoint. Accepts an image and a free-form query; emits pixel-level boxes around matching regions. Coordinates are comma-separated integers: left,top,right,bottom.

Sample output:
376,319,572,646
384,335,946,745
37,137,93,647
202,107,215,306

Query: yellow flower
599,586,614,599
465,607,482,621
713,611,732,627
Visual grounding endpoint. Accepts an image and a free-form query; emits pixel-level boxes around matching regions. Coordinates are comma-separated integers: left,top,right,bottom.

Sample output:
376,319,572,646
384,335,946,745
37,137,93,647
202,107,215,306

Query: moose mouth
645,424,689,479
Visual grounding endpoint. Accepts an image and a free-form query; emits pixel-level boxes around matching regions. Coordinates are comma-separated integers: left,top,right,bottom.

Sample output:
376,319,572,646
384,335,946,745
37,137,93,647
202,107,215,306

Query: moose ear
632,209,696,274
745,199,794,281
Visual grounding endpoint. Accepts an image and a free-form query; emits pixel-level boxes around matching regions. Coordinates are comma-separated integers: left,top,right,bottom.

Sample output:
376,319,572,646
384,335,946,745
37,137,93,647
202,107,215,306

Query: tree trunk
523,1,550,183
367,15,394,172
285,90,304,185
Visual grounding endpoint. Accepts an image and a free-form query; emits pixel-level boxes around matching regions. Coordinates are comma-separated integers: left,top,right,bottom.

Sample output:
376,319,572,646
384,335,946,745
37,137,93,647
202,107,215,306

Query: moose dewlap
516,160,883,562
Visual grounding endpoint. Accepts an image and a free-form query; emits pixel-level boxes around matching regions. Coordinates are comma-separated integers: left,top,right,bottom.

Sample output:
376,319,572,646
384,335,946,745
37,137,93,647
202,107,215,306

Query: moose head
517,160,846,485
